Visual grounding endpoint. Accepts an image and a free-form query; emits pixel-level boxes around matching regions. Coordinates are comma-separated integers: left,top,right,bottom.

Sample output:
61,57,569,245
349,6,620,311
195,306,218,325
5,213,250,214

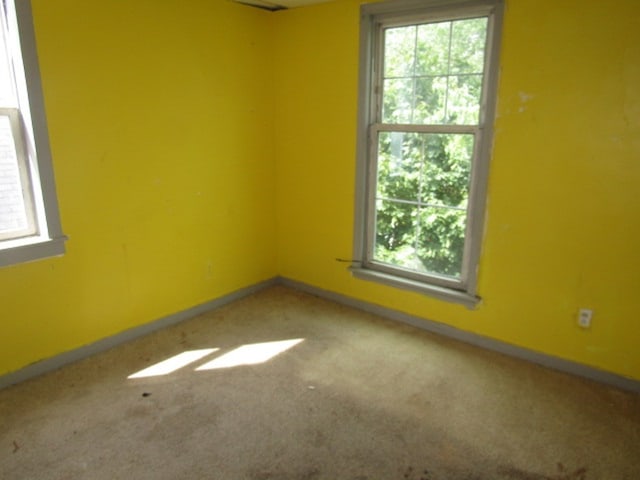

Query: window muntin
354,0,502,304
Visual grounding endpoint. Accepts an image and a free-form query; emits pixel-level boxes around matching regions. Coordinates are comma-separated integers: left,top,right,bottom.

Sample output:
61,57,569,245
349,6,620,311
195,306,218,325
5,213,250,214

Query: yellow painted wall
2,0,639,384
0,0,276,376
273,0,640,380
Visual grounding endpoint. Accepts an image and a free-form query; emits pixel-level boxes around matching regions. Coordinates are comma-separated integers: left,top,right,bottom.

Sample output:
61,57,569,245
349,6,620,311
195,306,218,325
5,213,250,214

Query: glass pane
374,199,422,271
414,75,447,124
450,18,487,74
0,115,29,234
374,132,472,278
381,17,487,127
416,207,467,277
445,74,482,124
382,77,413,124
383,26,416,78
415,21,450,76
421,134,473,208
377,132,421,201
0,28,16,106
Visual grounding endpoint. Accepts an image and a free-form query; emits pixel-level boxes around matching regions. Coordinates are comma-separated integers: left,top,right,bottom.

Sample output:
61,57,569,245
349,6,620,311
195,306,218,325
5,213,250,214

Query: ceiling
236,0,333,10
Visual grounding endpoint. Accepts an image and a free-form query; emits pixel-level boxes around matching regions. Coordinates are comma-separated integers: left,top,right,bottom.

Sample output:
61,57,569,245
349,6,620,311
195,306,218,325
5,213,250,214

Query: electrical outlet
578,308,593,329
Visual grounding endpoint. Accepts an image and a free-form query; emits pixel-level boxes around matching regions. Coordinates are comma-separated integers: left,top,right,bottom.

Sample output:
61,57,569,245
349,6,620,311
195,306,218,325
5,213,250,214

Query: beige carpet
1,286,639,479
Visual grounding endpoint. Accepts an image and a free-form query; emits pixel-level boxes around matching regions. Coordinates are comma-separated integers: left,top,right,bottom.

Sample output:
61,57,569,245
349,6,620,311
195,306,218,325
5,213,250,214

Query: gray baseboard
278,277,640,394
0,277,278,390
2,275,639,394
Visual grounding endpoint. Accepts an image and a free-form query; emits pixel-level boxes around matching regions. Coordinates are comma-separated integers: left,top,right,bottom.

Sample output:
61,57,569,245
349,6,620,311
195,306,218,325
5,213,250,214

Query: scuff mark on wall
517,91,535,112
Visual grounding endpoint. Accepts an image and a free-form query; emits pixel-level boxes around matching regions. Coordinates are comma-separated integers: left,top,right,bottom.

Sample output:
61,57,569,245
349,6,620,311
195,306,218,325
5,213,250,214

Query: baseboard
0,277,278,390
278,277,640,394
3,275,639,394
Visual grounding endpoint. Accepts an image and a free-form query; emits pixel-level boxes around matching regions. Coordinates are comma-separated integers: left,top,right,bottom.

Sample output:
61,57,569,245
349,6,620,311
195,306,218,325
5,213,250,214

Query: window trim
0,0,66,268
352,0,503,307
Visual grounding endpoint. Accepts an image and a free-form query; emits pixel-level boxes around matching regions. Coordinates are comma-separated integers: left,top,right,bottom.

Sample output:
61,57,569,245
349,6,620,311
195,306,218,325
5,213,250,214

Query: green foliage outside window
373,18,487,278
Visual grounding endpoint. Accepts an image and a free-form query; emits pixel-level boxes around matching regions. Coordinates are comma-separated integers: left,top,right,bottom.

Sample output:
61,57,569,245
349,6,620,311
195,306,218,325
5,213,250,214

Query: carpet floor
1,286,639,480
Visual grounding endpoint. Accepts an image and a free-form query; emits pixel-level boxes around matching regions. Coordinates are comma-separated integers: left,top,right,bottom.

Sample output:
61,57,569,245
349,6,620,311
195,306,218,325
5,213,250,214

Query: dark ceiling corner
235,0,288,11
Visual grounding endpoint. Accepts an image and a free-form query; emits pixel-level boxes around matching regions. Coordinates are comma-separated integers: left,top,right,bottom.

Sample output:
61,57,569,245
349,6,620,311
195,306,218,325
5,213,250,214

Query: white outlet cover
578,308,592,328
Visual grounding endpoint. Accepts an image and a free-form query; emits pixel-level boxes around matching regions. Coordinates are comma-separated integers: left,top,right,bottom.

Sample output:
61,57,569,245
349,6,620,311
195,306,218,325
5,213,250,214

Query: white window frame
351,0,503,307
0,0,66,268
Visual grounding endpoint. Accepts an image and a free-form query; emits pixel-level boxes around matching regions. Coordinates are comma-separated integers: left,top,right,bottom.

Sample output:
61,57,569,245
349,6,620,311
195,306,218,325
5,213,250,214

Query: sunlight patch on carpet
127,339,305,378
196,339,304,370
128,348,219,379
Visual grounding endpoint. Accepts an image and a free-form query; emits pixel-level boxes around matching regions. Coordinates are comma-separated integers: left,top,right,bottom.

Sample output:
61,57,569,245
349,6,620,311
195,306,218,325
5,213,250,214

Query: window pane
450,18,487,74
0,27,16,106
414,75,447,124
383,26,416,78
0,114,29,235
381,17,487,126
421,133,473,208
374,199,422,271
382,77,413,124
415,21,450,76
377,131,420,201
446,74,482,124
377,132,473,207
374,203,466,278
374,132,472,279
416,207,466,277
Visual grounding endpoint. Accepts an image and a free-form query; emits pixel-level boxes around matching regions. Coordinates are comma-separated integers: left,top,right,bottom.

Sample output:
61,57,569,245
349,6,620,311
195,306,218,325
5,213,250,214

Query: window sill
350,266,480,309
0,234,67,268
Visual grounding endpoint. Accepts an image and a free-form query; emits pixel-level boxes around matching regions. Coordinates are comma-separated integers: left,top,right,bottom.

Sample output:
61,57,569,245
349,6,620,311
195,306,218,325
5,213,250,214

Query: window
352,0,503,307
0,0,66,267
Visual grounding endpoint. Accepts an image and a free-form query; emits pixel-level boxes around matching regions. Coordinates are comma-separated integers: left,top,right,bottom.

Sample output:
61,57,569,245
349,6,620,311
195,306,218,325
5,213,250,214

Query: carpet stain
498,463,588,480
250,468,321,480
402,466,433,480
399,463,588,480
